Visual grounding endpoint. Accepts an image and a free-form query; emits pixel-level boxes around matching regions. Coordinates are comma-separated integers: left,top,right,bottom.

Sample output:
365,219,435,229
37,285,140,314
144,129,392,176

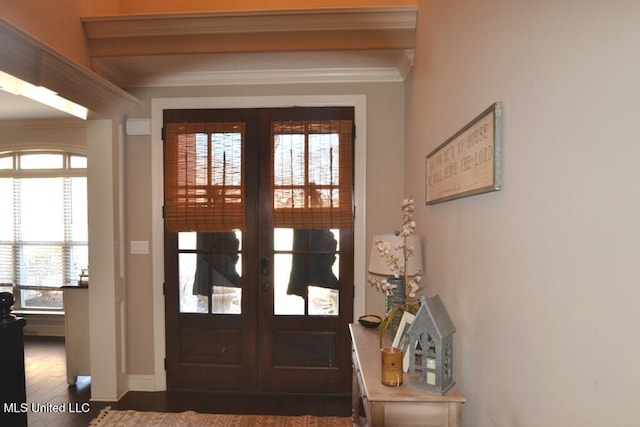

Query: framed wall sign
426,102,503,205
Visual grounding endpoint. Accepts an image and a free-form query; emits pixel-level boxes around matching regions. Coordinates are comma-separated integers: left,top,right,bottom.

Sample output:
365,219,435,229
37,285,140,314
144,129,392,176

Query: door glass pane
274,228,293,251
179,252,201,313
180,231,242,314
212,285,241,314
178,232,197,250
274,228,339,316
308,133,339,186
273,134,305,186
308,251,340,315
274,253,303,315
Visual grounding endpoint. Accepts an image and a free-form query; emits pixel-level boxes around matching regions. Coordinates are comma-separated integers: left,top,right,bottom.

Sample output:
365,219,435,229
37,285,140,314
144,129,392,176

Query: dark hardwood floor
24,336,107,427
23,336,352,426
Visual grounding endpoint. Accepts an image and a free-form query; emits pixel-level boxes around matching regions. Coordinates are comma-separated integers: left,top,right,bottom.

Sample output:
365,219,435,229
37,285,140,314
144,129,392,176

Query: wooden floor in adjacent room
24,336,352,427
24,336,107,427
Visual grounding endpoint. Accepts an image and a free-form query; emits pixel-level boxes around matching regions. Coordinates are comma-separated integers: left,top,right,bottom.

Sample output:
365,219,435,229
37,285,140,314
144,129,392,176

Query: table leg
352,364,363,426
448,402,462,427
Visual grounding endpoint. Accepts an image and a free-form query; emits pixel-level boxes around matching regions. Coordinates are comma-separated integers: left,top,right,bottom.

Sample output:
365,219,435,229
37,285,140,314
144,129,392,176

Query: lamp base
385,277,405,337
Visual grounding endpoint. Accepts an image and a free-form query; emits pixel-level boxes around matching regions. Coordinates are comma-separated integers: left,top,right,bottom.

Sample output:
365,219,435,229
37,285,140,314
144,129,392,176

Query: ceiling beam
87,30,415,57
0,18,140,118
82,7,417,58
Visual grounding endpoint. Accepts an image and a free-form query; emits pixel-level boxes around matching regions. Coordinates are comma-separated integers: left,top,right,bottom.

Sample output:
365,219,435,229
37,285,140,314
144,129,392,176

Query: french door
163,107,354,393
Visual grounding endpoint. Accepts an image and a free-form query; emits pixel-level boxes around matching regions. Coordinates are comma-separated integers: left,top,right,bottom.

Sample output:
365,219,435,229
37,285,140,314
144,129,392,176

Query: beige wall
0,0,92,68
406,0,640,425
123,133,154,376
0,119,86,153
123,82,405,375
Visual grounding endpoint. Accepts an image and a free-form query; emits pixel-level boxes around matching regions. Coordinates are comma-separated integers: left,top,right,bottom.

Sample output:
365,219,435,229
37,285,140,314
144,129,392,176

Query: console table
350,323,465,427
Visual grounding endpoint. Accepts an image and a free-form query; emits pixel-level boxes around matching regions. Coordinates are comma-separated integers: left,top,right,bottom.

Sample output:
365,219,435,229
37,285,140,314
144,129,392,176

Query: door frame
148,95,367,391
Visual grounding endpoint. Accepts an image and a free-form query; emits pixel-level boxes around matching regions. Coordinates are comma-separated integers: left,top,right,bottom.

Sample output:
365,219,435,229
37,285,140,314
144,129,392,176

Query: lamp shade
368,233,423,277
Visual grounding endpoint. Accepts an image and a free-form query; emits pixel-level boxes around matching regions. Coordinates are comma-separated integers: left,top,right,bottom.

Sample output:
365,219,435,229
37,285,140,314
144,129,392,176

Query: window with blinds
0,152,88,310
164,122,246,233
271,119,354,230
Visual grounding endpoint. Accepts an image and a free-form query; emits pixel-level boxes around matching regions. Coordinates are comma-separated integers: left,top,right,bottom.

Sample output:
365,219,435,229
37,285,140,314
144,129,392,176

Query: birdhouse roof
416,295,456,338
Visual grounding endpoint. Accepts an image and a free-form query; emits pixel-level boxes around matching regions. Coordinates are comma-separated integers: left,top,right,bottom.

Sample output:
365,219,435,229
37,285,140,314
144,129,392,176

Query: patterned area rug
89,407,353,426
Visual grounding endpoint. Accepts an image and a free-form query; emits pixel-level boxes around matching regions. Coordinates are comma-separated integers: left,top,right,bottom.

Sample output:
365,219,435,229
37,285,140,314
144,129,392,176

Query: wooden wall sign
426,102,503,205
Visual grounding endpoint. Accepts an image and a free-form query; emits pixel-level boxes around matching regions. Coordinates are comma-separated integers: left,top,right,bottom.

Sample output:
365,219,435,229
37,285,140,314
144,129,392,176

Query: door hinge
161,127,165,141
162,205,165,218
163,282,166,295
164,357,167,370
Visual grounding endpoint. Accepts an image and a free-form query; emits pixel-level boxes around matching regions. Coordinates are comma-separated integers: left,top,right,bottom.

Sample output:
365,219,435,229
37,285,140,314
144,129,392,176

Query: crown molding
398,49,415,79
105,65,409,88
93,49,415,88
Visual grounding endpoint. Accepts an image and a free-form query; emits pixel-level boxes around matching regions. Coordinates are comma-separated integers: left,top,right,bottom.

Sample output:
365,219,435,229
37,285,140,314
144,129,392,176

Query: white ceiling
0,90,75,120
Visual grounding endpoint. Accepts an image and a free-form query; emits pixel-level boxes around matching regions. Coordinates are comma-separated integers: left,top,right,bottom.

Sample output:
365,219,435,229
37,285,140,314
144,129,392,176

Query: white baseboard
127,374,165,392
21,313,65,337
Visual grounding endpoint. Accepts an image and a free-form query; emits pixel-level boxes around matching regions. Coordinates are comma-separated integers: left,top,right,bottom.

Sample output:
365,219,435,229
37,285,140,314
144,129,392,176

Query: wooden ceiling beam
87,30,416,58
82,7,416,58
0,18,140,118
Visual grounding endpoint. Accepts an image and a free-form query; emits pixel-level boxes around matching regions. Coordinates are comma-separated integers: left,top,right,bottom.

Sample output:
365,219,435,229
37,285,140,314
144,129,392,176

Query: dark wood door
164,107,354,394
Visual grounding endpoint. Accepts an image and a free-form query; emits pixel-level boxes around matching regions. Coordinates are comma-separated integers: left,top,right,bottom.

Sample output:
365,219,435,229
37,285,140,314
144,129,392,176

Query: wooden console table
350,323,465,427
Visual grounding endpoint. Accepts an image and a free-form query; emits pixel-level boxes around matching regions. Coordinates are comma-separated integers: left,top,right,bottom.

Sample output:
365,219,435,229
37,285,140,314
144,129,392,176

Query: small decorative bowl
358,315,382,329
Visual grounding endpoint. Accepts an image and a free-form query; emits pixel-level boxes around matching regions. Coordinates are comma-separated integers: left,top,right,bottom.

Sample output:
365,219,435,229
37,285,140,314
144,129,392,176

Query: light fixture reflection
0,70,88,120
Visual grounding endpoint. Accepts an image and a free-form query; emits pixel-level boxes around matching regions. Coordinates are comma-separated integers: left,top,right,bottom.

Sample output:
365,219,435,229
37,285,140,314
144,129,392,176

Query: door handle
260,258,270,276
261,283,271,292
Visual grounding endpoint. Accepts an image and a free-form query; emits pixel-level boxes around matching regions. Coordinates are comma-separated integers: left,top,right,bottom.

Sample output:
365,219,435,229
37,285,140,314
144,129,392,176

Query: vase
380,346,403,387
385,277,405,338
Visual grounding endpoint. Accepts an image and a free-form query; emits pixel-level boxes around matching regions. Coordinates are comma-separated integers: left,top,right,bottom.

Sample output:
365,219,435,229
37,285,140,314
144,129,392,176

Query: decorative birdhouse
407,295,456,395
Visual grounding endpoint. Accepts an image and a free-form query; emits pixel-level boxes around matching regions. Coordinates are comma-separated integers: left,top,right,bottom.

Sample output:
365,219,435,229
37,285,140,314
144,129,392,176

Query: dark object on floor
0,292,28,427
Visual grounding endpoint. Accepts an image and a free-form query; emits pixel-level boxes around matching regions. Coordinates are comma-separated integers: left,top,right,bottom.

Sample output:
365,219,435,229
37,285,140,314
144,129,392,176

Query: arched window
0,151,88,311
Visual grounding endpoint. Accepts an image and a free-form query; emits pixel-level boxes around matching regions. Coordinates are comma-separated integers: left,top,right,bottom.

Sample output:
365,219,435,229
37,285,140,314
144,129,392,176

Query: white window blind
0,152,88,310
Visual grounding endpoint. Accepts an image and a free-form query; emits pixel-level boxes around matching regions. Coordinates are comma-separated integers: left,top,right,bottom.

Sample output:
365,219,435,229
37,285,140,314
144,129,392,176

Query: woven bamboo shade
271,119,353,230
164,122,246,232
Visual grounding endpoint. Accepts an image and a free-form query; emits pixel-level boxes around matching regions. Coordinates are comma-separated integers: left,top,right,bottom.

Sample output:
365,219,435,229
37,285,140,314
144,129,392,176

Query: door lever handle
260,258,270,276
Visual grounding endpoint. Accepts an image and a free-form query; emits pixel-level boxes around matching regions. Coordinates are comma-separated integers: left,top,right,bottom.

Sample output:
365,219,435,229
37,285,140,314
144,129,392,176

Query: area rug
89,407,353,427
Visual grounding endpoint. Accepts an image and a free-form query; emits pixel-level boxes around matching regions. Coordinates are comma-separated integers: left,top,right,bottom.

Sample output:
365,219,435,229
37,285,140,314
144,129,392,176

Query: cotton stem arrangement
368,197,422,302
